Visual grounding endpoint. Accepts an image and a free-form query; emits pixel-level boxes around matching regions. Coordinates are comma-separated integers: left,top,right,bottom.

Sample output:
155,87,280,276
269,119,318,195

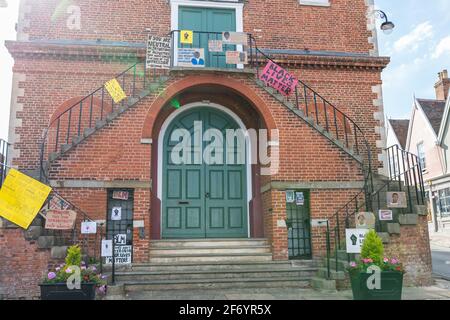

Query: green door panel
162,107,248,239
178,6,236,68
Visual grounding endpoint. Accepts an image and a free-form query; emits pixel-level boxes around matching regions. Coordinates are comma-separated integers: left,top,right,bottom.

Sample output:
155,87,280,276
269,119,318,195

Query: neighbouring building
406,70,450,231
0,0,433,299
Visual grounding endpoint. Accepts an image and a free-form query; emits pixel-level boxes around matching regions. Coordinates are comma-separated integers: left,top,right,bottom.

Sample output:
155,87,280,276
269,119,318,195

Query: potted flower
348,230,404,300
40,245,107,300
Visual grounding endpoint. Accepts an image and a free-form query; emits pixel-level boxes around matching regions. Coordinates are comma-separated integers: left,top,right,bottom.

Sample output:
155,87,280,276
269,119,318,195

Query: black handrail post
132,64,137,97
112,234,116,285
336,213,341,250
325,221,331,280
55,118,61,152
89,95,94,128
66,109,72,145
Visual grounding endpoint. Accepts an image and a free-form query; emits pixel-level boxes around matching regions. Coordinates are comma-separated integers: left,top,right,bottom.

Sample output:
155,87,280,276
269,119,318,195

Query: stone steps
150,238,269,248
149,252,273,263
149,245,271,256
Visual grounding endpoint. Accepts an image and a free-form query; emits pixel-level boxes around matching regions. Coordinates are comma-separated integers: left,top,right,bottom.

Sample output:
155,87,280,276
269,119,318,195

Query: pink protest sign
259,61,298,96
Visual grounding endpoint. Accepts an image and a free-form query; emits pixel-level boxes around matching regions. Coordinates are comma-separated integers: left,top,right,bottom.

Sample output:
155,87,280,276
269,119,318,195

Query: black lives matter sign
146,35,171,69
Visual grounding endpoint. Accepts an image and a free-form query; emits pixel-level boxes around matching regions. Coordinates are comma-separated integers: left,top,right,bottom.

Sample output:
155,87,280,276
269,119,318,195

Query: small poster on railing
81,221,97,234
44,209,77,230
146,35,171,69
177,48,205,67
208,40,223,52
387,192,407,208
379,209,393,221
222,32,247,45
180,30,194,44
104,78,127,104
346,229,369,254
226,51,248,64
259,60,298,96
355,212,376,229
111,207,122,221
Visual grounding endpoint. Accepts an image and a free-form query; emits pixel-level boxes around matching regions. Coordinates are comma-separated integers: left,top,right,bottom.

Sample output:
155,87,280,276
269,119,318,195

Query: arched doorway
158,103,252,239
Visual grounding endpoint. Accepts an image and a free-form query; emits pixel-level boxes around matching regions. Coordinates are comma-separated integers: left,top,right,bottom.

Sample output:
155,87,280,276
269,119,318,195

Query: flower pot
350,271,403,300
39,283,97,300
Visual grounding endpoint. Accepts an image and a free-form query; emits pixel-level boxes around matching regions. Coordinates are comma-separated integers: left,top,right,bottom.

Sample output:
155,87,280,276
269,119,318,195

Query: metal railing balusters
324,101,329,132
55,118,60,152
304,86,309,117
66,109,72,145
78,101,83,137
89,95,94,128
313,93,319,125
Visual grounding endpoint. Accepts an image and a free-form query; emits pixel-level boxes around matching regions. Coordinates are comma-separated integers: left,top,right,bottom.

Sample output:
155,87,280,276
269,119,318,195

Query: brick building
1,0,433,299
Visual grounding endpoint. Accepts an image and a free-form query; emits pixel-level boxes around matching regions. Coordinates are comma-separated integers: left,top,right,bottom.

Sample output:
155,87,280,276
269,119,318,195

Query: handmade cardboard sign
104,78,127,103
259,61,298,96
146,35,171,69
180,30,193,44
355,212,376,229
112,190,129,201
81,221,97,234
111,207,122,221
208,40,223,52
225,51,248,64
379,209,393,221
346,229,369,253
44,209,77,230
105,245,132,265
0,169,52,229
222,31,247,45
387,192,407,208
177,48,205,67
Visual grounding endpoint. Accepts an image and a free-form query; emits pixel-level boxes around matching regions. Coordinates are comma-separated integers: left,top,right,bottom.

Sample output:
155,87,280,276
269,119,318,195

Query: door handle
205,192,210,198
178,201,190,205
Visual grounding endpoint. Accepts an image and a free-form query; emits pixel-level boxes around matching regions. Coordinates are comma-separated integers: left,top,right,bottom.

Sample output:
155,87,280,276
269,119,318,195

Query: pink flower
90,266,97,272
349,262,357,267
65,268,72,273
362,258,373,264
47,272,56,280
383,258,389,263
391,258,399,264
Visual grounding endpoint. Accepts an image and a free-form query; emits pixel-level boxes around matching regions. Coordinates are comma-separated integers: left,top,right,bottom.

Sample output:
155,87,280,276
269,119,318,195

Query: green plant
65,245,82,267
360,230,384,265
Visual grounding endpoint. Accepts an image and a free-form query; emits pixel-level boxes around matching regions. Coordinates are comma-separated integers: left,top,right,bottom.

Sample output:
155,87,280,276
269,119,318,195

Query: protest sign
105,245,132,265
226,51,248,64
222,32,247,45
44,209,77,230
180,30,193,44
104,78,127,103
146,35,171,69
81,221,97,234
208,40,223,52
178,48,205,67
259,60,298,96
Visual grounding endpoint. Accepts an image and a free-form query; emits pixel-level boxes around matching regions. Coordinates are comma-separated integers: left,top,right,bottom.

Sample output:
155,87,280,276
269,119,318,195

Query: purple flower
47,272,56,280
65,267,72,273
391,258,399,265
98,285,107,294
55,267,61,271
101,274,108,279
90,266,97,272
349,261,357,267
81,261,86,266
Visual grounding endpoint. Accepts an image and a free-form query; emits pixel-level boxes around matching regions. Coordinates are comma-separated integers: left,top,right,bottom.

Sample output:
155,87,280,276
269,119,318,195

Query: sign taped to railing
222,32,247,45
177,48,205,67
44,209,77,230
259,60,298,96
226,51,248,64
146,35,171,69
104,78,127,103
346,229,369,253
105,245,132,265
0,169,52,229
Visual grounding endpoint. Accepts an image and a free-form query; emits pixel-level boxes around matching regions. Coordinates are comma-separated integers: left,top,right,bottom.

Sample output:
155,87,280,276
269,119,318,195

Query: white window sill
299,0,330,7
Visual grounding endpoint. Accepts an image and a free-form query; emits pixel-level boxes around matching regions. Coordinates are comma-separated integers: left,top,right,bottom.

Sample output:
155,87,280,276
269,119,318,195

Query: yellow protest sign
0,169,52,229
180,30,193,44
104,78,127,103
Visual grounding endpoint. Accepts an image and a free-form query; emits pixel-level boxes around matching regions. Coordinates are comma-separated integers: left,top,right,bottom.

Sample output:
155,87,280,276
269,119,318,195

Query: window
299,0,330,6
417,142,426,171
438,188,450,218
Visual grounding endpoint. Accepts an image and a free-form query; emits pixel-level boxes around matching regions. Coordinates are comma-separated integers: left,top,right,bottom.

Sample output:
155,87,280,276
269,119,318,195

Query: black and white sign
346,229,369,253
295,192,305,206
101,240,113,257
105,245,132,265
114,233,127,245
111,207,122,221
285,190,295,203
146,35,171,69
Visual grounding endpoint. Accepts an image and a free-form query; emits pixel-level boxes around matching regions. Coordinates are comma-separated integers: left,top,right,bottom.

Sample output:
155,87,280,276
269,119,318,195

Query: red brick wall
21,0,373,54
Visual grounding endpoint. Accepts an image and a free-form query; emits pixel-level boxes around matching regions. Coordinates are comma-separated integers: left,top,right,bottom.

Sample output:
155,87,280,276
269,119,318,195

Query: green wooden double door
178,6,236,68
162,107,248,238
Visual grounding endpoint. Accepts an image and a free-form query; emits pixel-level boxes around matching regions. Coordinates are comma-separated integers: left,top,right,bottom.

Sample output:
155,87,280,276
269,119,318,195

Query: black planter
350,271,404,300
40,283,97,300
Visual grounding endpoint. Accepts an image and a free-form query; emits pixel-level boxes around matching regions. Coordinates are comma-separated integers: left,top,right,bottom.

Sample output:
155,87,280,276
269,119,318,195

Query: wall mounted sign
112,191,129,201
44,209,77,230
101,240,112,257
259,60,298,96
387,192,407,208
208,40,223,52
114,233,127,245
0,168,52,229
180,30,193,44
295,192,305,206
346,229,369,254
105,245,132,265
146,35,171,69
111,207,122,221
355,212,376,229
285,190,295,203
222,31,247,45
104,78,127,103
81,221,97,234
177,48,205,67
225,51,248,64
379,209,393,221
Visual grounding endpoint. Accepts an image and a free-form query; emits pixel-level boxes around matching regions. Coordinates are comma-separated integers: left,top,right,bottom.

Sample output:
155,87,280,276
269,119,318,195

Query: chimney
435,69,450,100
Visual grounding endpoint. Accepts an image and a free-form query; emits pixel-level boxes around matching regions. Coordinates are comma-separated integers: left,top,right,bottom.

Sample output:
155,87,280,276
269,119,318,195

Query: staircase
107,239,317,298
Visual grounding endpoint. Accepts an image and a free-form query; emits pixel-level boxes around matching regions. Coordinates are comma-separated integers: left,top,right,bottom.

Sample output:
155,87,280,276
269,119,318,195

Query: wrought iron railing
0,139,10,187
321,145,426,279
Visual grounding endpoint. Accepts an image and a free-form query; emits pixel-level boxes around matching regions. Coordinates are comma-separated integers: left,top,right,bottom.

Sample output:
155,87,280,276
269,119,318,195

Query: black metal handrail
0,139,10,187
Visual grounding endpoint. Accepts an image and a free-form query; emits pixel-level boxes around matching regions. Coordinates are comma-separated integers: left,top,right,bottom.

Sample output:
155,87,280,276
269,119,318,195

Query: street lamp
373,10,395,35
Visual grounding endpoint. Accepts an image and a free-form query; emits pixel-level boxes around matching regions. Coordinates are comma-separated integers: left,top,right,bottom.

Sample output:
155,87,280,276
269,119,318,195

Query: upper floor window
417,142,426,171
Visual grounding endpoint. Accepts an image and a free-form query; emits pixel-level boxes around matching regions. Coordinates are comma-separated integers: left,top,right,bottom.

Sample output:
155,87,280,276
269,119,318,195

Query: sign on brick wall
259,60,298,96
104,78,127,104
0,169,52,229
44,209,77,230
146,35,171,69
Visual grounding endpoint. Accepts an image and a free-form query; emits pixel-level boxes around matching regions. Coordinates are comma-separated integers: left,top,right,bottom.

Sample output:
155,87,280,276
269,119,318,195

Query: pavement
118,281,450,300
429,226,450,280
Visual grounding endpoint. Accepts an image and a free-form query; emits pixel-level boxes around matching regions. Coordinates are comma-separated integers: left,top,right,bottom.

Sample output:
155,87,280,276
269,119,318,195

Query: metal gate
286,190,312,259
106,189,134,263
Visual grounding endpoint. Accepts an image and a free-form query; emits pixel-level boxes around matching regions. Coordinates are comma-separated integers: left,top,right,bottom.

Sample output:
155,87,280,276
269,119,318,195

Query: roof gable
416,99,446,135
388,119,409,149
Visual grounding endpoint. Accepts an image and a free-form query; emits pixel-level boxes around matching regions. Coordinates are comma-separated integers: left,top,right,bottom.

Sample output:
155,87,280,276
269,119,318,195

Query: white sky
0,0,19,141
